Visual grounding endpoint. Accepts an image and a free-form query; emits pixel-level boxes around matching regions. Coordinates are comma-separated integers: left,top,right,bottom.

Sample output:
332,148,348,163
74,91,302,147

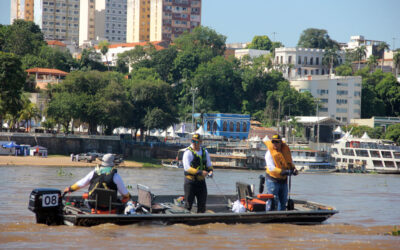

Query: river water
1,166,399,249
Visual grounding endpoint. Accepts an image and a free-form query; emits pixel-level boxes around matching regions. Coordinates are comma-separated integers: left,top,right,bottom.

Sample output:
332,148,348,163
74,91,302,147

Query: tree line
0,21,399,143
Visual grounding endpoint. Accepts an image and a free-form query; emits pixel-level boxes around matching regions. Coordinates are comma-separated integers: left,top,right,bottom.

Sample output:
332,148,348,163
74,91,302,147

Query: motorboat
28,183,338,227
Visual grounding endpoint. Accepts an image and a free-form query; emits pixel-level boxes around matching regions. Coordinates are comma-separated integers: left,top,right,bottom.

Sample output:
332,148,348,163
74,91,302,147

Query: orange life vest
264,140,294,180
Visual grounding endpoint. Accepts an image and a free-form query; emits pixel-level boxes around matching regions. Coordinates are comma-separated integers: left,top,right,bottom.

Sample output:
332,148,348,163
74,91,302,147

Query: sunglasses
272,140,281,144
192,140,201,144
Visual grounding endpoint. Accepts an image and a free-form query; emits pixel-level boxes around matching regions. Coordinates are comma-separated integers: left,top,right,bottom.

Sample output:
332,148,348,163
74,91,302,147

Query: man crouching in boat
183,133,213,213
63,153,131,211
264,134,298,211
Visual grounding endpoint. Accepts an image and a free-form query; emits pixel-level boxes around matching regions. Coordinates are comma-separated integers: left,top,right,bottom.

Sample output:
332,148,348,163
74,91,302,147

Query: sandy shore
0,155,143,168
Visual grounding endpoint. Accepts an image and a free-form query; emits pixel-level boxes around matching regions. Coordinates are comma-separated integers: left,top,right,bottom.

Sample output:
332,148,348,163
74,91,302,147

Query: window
382,151,392,158
229,122,234,132
223,121,227,131
288,56,292,64
243,122,247,132
310,57,313,65
304,57,308,65
213,122,218,132
336,99,348,105
316,57,319,65
337,90,348,95
298,56,301,64
236,122,241,132
207,121,211,131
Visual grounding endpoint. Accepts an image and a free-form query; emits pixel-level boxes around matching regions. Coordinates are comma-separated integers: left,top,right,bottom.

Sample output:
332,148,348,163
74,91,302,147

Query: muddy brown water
1,166,400,249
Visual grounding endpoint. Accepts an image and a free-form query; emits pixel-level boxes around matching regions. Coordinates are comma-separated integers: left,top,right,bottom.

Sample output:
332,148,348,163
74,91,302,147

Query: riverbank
0,155,143,167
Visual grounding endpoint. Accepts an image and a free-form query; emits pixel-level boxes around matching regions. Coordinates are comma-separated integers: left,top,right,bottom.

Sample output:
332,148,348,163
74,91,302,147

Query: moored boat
331,136,400,174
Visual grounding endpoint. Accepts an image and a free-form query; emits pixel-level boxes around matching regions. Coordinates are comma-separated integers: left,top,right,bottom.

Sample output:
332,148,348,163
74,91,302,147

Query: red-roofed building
26,68,69,90
94,41,168,67
47,40,67,48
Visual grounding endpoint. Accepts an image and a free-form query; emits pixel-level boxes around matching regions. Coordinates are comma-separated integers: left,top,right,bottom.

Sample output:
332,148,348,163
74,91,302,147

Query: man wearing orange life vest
264,134,298,211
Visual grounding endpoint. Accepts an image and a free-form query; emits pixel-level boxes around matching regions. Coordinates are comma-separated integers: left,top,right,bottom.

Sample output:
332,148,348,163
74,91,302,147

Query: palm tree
19,101,41,132
377,42,389,70
393,51,400,77
322,48,340,74
98,40,110,71
367,55,378,73
355,45,367,70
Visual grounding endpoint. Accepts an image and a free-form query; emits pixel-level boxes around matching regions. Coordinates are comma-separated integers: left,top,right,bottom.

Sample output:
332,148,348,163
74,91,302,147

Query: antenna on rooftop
272,32,277,42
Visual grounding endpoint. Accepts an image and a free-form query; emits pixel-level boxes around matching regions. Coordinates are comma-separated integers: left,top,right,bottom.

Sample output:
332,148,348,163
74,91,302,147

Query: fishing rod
208,175,231,205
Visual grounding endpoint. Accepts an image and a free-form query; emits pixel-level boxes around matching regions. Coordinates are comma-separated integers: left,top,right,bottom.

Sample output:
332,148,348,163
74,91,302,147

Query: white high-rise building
10,0,80,42
290,75,362,123
79,0,127,46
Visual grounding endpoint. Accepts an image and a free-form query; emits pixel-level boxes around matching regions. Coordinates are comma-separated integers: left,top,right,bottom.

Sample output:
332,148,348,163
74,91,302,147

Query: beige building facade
127,0,201,43
290,75,362,124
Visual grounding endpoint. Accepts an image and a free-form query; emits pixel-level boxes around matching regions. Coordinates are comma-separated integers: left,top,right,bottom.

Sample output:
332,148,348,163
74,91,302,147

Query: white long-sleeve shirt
183,147,212,171
73,170,129,196
265,149,276,172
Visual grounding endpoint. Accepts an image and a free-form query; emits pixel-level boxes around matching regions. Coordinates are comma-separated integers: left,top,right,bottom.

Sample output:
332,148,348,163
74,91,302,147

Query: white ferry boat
331,136,400,174
290,147,336,173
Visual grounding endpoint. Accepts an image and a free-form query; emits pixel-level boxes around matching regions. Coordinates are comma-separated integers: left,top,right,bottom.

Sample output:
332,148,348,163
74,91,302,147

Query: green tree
247,35,272,50
377,42,389,70
367,55,378,72
393,51,400,77
385,123,400,144
126,79,177,136
335,64,353,76
297,28,339,49
0,52,25,131
3,20,45,56
190,56,242,113
173,26,226,62
78,48,107,71
354,45,367,70
98,40,110,71
18,97,41,131
322,48,341,73
48,71,124,134
375,73,400,116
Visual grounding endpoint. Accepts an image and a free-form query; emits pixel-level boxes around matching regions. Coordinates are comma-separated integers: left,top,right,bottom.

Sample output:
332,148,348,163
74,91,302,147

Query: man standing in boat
63,153,131,207
182,133,213,213
264,134,298,211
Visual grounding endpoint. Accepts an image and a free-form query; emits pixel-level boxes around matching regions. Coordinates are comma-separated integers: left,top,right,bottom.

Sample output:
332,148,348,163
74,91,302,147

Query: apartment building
274,47,346,79
290,75,362,123
11,0,81,42
79,0,127,46
126,0,201,43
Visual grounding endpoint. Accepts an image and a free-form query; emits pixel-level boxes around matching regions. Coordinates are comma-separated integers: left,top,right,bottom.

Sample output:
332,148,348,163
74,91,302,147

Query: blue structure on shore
194,113,250,140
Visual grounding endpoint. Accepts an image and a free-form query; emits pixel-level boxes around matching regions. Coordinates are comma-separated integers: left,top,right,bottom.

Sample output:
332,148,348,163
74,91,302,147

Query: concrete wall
0,133,121,155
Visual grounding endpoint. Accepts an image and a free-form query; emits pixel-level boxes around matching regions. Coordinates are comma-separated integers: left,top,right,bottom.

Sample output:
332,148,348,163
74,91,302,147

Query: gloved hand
63,186,72,193
281,170,293,176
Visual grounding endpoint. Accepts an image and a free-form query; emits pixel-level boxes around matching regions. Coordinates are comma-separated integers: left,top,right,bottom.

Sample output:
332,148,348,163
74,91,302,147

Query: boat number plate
42,194,59,207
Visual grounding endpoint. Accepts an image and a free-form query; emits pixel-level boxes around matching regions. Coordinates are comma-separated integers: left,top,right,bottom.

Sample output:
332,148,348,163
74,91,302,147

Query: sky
1,0,399,49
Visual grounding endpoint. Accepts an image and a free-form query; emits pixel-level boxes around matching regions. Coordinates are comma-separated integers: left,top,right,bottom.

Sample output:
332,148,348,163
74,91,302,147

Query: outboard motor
28,188,63,225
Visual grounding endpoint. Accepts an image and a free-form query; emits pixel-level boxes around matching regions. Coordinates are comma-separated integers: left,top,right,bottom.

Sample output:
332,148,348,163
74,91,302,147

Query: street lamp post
191,87,198,132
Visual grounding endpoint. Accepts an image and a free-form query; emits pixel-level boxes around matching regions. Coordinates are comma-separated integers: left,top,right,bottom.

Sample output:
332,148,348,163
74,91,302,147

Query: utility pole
272,32,277,42
277,97,281,134
393,37,396,51
316,99,320,151
191,87,198,132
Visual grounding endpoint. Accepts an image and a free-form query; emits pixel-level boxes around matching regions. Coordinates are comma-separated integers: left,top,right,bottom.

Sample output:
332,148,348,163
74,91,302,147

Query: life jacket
88,168,118,199
264,140,294,180
184,146,210,181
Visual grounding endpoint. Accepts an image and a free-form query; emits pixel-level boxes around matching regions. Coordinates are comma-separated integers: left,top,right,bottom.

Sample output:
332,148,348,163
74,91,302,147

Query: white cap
101,154,115,167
